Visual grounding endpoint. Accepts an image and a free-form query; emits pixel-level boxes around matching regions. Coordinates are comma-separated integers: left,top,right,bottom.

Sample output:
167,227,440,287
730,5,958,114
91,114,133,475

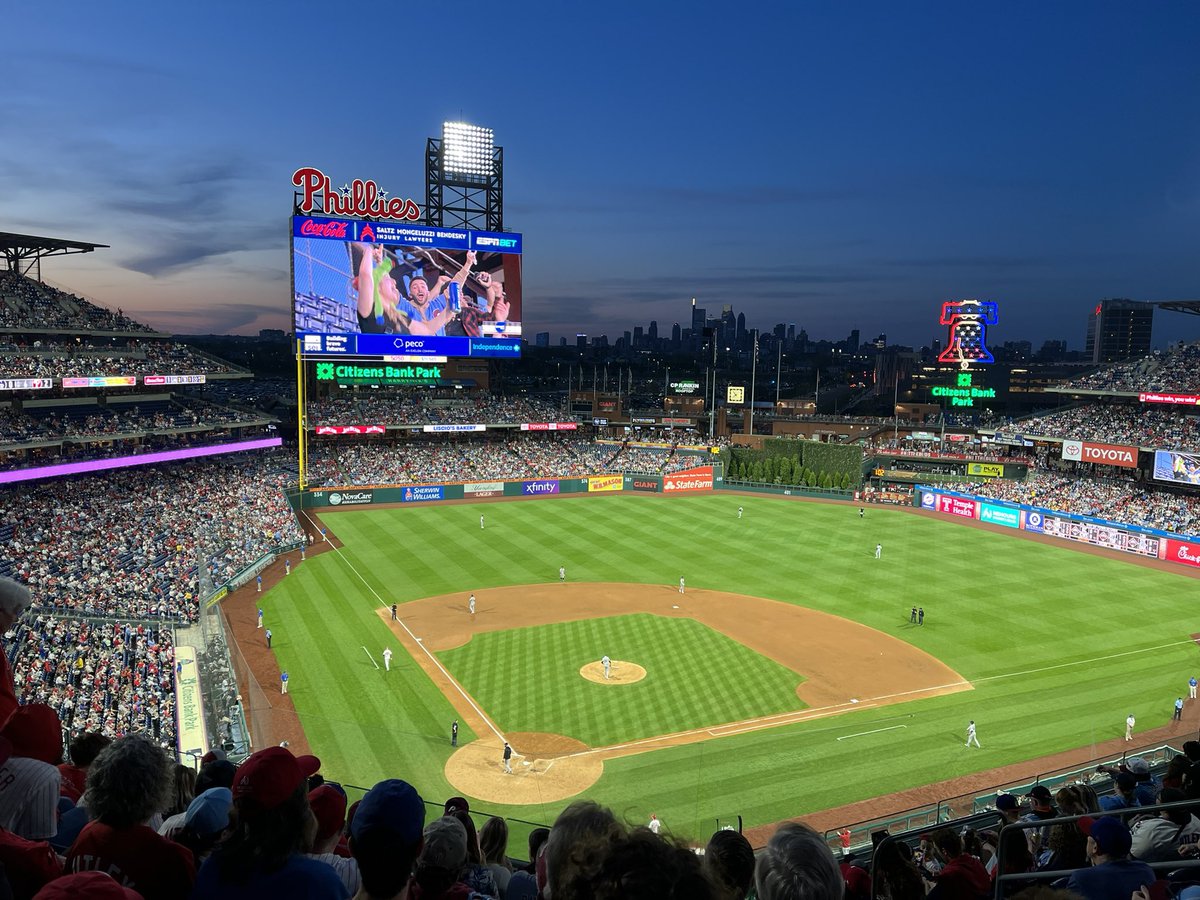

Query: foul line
970,639,1197,684
362,646,380,670
301,512,505,743
837,724,906,741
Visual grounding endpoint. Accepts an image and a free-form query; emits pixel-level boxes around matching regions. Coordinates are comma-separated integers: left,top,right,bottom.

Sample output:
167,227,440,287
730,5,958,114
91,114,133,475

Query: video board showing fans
292,216,522,359
1153,449,1200,487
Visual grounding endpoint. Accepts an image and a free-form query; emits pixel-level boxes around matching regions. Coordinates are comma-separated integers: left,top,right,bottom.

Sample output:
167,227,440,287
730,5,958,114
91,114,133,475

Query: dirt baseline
380,583,970,805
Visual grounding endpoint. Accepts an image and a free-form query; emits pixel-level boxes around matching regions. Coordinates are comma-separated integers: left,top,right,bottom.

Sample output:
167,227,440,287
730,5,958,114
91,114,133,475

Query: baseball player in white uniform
480,514,485,530
966,720,980,748
469,594,476,616
678,577,685,594
875,543,882,559
1126,713,1135,741
648,814,661,834
737,507,743,519
559,566,566,582
602,655,611,679
383,648,392,672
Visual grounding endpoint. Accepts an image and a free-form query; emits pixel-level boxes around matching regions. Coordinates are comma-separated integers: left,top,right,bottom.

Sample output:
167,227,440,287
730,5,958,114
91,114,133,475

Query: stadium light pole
425,122,502,232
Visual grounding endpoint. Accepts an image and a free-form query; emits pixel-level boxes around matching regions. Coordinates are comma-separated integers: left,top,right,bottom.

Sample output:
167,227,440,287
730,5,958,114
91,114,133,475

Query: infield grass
266,494,1200,840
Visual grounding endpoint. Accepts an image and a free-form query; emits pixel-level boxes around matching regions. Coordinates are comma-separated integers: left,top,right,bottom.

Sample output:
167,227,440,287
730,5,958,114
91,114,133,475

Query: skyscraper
1085,299,1153,364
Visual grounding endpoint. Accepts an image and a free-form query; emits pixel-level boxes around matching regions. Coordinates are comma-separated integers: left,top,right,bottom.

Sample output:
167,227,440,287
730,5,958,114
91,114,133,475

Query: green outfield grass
438,614,806,746
265,494,1200,840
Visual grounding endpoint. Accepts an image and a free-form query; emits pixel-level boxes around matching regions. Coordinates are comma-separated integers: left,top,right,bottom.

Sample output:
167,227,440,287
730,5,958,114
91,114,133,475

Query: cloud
133,302,286,335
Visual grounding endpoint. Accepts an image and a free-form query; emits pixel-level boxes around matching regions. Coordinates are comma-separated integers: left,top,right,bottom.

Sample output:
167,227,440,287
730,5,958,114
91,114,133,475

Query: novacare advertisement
587,475,624,493
979,503,1020,528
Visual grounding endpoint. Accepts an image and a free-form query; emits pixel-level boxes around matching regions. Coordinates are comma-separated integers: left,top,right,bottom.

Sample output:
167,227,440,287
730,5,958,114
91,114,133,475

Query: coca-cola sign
299,219,350,238
292,166,421,222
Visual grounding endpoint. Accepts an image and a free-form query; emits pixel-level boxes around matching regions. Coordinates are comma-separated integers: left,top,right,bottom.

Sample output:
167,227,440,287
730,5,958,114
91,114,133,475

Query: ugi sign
931,372,996,407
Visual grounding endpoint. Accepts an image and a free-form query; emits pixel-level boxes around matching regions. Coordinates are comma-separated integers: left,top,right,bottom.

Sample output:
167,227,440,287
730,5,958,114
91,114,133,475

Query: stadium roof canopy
0,231,109,278
1154,300,1200,317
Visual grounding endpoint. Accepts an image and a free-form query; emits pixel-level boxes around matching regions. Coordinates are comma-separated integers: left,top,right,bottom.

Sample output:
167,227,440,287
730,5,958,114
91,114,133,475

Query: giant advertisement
663,466,715,493
293,216,522,360
401,485,444,503
936,495,977,518
521,479,560,496
979,503,1020,528
1153,450,1200,486
1163,539,1200,568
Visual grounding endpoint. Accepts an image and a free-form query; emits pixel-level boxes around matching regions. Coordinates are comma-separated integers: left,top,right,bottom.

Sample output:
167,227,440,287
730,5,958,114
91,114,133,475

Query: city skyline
2,2,1198,348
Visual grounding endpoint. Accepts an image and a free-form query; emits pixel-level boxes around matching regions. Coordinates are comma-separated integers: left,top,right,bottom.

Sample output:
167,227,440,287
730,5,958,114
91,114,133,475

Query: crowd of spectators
8,616,177,749
0,271,158,333
308,437,702,486
0,454,305,621
1011,403,1200,452
0,398,269,448
0,339,239,380
309,392,568,428
965,469,1200,537
1064,341,1200,393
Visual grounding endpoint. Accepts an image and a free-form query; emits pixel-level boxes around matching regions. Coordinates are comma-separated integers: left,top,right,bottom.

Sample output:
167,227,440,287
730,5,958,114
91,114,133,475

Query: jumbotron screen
1153,449,1200,486
292,215,522,359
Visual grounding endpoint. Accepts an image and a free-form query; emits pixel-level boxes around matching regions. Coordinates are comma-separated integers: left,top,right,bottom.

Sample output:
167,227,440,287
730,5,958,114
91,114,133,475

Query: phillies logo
300,219,350,238
293,166,421,221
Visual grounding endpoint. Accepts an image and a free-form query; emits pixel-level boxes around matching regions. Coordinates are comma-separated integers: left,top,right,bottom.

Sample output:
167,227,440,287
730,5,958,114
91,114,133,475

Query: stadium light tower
425,121,504,232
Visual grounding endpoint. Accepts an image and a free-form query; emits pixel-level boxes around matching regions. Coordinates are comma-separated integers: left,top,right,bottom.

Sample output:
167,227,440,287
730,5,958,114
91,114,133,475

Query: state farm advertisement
1061,440,1138,469
520,422,579,431
662,466,715,493
587,475,624,493
315,425,386,435
936,495,977,519
1164,539,1200,569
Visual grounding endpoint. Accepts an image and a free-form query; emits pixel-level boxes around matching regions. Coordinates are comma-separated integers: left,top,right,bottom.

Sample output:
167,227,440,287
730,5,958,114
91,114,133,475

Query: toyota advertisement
1061,440,1138,469
293,216,522,360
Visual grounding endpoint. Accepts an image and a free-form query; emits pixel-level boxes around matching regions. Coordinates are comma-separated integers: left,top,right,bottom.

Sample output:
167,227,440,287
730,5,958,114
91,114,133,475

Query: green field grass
438,614,806,746
264,494,1200,839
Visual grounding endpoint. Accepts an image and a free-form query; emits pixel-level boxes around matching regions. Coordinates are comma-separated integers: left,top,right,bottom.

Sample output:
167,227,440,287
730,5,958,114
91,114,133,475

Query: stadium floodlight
442,121,495,180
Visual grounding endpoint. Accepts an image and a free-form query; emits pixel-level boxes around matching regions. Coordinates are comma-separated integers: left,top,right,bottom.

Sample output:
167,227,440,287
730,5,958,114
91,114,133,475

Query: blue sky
2,1,1198,348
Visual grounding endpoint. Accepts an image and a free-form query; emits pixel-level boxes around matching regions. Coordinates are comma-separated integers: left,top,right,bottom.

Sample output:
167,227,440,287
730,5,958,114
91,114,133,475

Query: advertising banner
520,422,579,431
0,378,53,391
663,466,715,493
631,478,659,492
1140,393,1200,406
174,646,207,759
936,495,977,518
465,482,505,494
422,424,485,433
587,475,624,493
661,417,693,426
328,490,375,506
1061,440,1138,469
1164,539,1200,568
315,425,386,435
1153,450,1200,486
143,375,207,386
967,462,1005,478
522,479,560,496
631,417,657,425
1039,515,1159,557
979,503,1020,528
920,490,938,510
1023,510,1045,533
401,485,444,503
62,376,137,388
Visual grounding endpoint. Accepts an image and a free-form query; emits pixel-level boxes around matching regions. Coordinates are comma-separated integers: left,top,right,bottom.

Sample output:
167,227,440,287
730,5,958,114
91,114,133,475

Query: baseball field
260,493,1199,840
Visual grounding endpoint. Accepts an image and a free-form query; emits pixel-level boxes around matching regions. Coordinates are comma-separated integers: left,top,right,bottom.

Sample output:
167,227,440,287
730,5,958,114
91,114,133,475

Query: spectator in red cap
57,733,111,805
65,733,195,900
307,784,360,896
0,704,64,840
1067,816,1154,900
33,870,141,899
349,779,426,900
191,746,347,899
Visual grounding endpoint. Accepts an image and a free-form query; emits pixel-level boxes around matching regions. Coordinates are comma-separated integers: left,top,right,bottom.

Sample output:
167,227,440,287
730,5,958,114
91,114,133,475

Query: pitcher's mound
445,733,603,804
580,661,646,685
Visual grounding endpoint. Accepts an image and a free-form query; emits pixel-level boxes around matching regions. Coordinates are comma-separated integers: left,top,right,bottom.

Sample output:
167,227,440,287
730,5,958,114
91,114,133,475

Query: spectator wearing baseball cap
0,578,33,732
349,779,426,900
64,734,196,900
0,703,63,841
409,816,472,900
1125,758,1159,806
307,784,360,896
191,746,347,899
1067,817,1154,900
994,793,1022,825
1099,772,1140,812
1021,785,1058,866
171,787,233,867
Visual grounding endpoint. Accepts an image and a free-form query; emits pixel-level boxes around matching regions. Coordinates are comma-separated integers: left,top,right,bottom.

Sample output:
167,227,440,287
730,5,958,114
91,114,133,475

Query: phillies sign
1061,440,1138,469
292,166,421,222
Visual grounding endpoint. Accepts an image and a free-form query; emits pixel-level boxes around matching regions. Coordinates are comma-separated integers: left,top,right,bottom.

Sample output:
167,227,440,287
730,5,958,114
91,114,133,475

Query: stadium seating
1011,403,1200,452
1063,340,1200,394
0,271,158,333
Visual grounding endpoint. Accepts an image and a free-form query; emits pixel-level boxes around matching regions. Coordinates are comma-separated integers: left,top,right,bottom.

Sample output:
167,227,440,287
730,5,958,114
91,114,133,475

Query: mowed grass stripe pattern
438,614,806,746
276,496,1200,838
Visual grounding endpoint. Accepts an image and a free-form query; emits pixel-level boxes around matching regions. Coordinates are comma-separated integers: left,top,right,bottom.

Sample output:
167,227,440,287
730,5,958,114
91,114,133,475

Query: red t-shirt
0,826,62,897
57,764,88,803
66,821,196,900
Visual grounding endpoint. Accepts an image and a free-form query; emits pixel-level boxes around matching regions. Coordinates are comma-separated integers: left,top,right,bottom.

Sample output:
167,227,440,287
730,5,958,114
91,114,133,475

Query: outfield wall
915,484,1200,571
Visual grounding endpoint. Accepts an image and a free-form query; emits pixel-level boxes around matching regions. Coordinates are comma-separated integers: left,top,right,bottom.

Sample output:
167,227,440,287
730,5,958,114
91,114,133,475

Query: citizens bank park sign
1061,440,1138,469
293,167,421,222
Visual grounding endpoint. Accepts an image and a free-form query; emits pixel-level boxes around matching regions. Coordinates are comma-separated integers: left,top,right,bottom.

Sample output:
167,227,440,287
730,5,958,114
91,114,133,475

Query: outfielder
875,543,882,559
469,594,476,616
737,507,743,519
602,655,611,680
480,514,485,530
559,566,566,582
965,720,980,748
383,648,392,672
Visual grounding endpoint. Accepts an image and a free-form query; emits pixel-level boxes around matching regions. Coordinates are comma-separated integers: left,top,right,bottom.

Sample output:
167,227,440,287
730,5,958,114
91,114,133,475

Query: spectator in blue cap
350,779,426,900
1067,816,1154,900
